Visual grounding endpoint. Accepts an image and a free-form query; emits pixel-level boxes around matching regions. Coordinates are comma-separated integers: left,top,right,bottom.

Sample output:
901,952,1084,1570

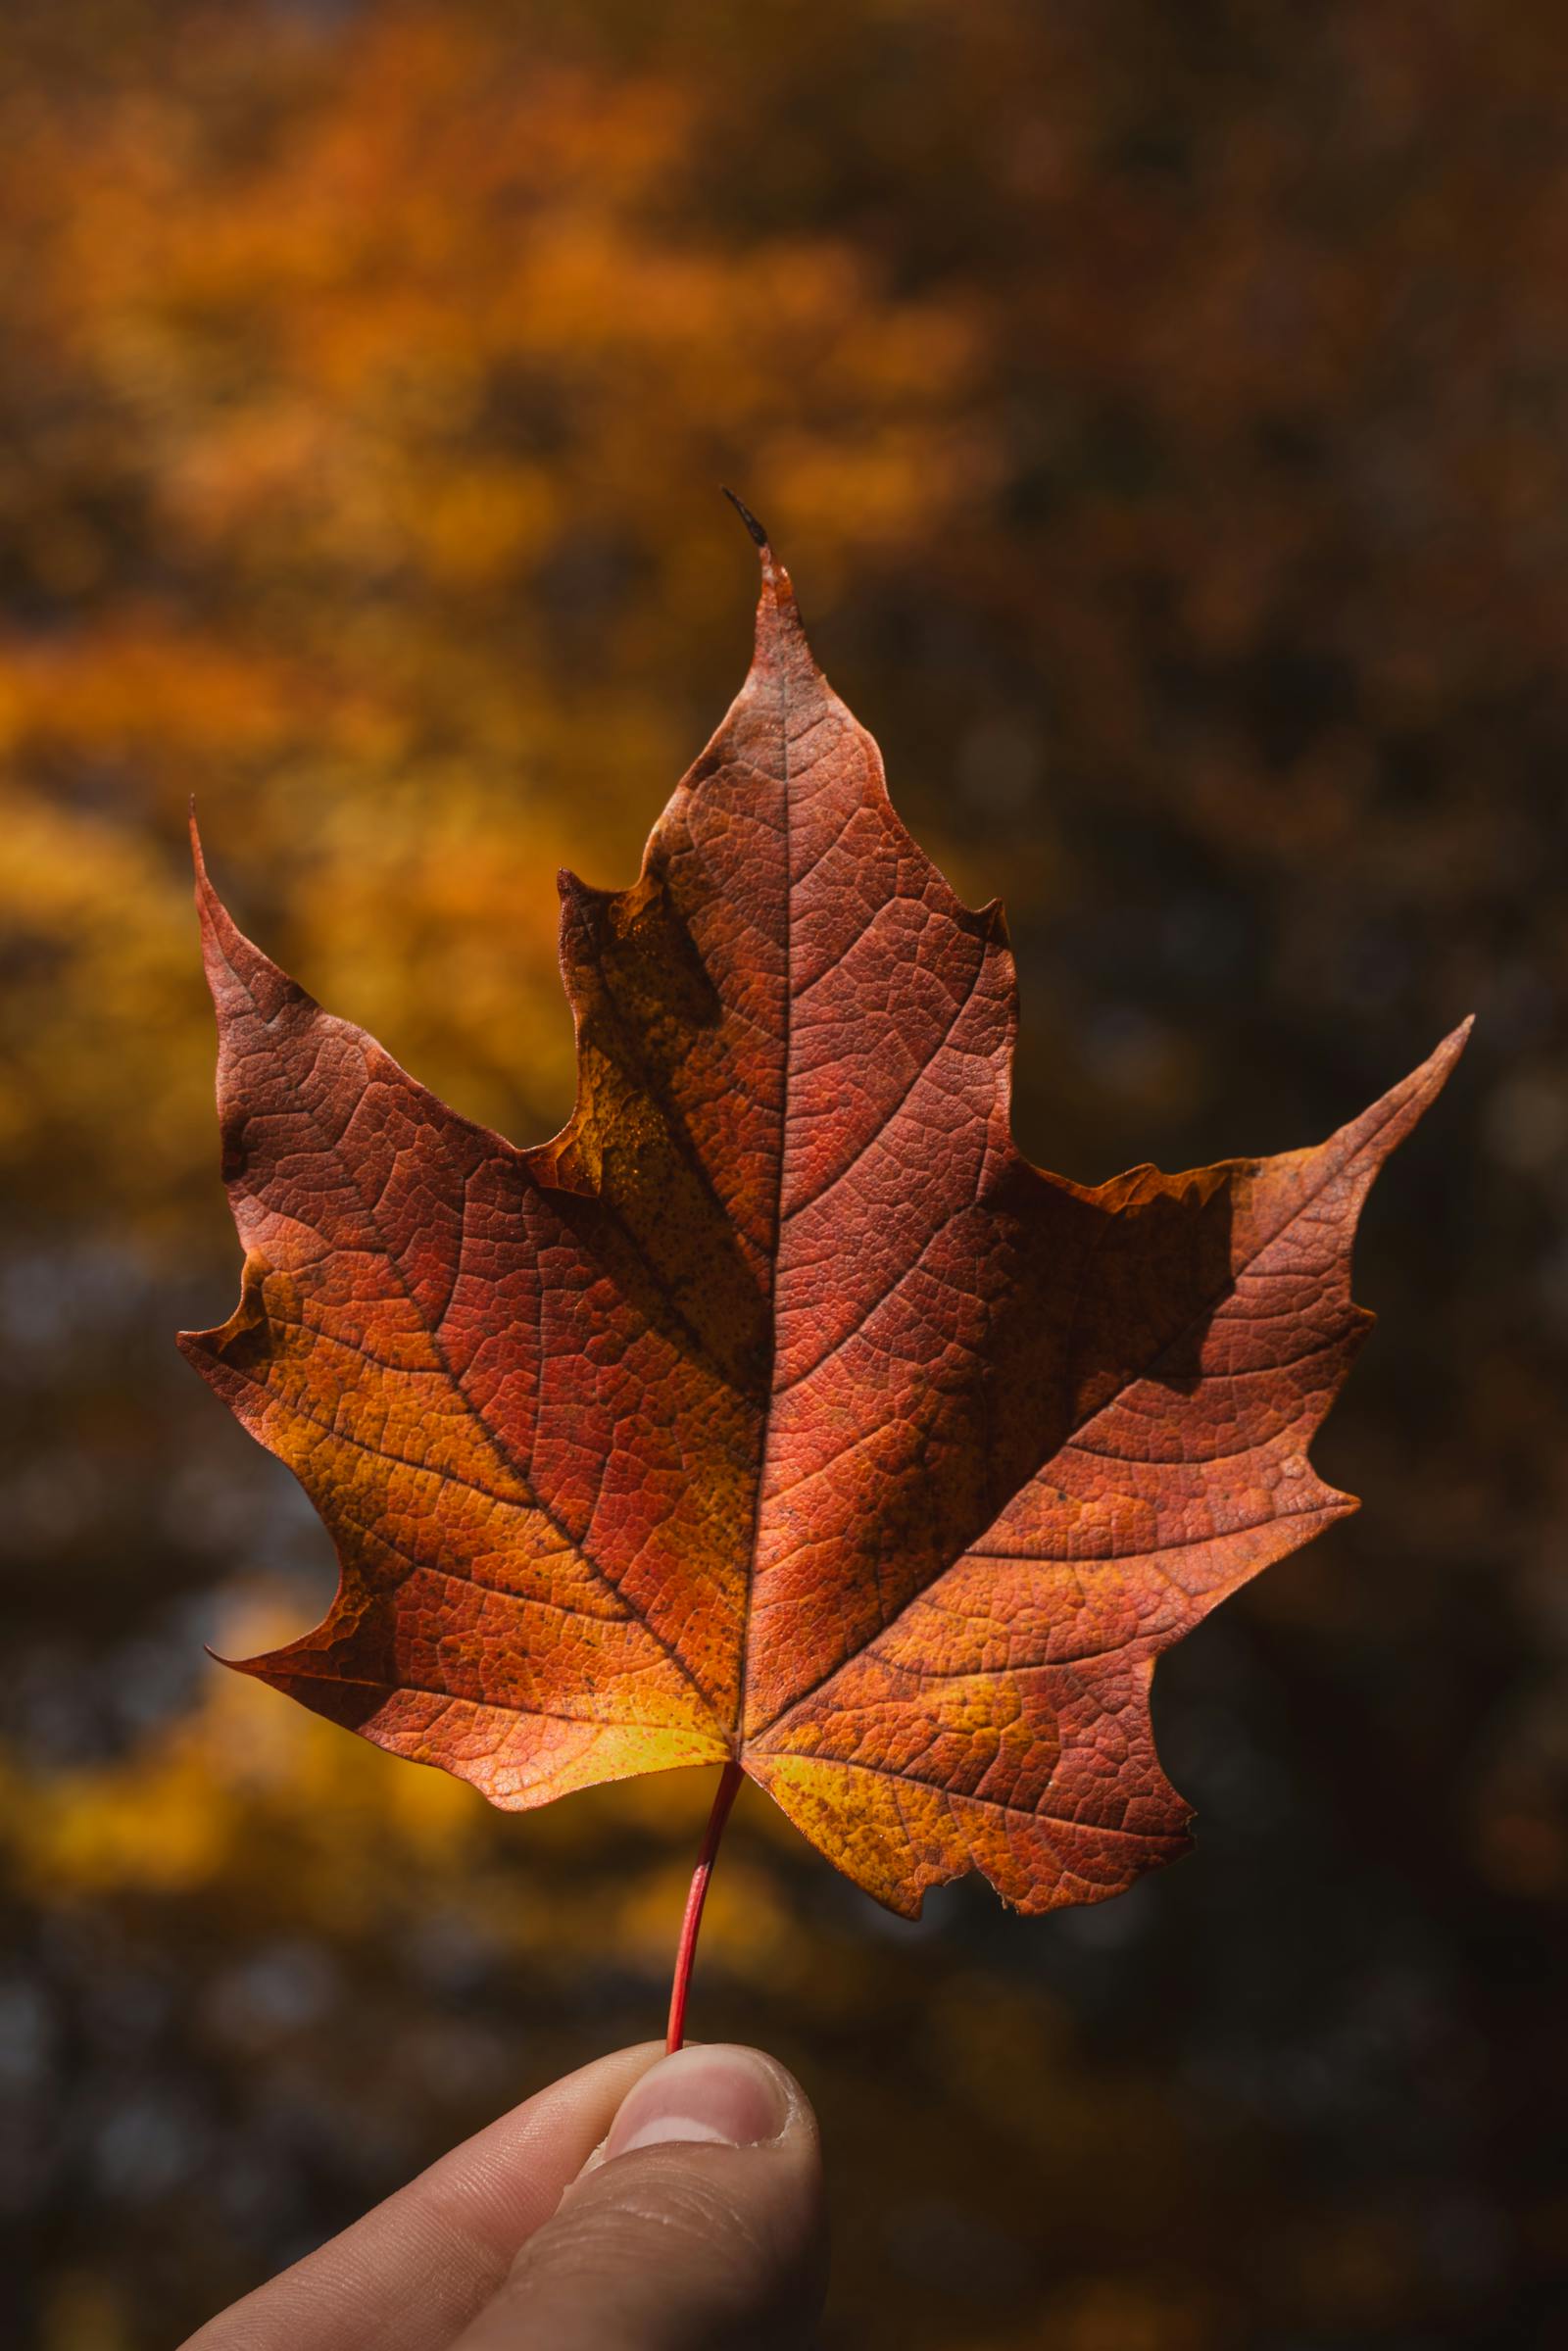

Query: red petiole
665,1759,744,2053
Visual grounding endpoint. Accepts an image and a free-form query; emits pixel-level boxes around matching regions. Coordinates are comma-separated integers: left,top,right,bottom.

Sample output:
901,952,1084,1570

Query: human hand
184,2041,825,2351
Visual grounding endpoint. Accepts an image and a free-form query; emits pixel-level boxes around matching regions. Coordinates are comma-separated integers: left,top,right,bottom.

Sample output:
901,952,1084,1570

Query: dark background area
1,3,1564,2345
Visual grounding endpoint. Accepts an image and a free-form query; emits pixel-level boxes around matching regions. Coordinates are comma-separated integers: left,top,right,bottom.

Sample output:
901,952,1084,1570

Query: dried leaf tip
721,485,770,552
722,486,810,679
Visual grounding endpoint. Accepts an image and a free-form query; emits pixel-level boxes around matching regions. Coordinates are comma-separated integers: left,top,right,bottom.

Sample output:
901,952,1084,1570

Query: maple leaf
182,508,1467,1959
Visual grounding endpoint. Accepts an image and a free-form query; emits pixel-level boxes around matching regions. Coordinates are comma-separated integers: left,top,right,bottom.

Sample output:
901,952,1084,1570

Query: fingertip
603,2043,807,2158
454,2045,826,2350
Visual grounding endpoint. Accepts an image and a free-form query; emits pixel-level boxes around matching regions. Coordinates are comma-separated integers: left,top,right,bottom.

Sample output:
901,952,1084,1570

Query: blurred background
2,2,1565,2345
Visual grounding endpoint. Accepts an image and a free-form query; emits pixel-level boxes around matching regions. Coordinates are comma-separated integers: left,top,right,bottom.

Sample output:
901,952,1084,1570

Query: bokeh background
3,2,1566,2345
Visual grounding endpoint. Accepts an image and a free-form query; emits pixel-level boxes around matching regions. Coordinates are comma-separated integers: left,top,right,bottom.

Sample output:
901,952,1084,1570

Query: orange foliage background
2,4,1564,2346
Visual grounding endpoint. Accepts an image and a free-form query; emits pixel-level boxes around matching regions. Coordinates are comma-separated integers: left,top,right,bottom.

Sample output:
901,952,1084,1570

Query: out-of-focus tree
2,4,1564,2347
0,0,986,1228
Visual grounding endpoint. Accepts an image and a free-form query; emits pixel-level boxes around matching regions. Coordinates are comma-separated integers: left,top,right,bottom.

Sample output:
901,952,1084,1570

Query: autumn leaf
181,509,1467,1953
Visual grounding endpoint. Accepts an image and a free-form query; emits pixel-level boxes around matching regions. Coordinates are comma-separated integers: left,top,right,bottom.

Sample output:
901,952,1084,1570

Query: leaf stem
665,1759,744,2053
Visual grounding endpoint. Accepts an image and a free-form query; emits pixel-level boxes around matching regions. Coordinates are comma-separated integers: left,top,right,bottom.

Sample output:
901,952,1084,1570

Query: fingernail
604,2045,792,2158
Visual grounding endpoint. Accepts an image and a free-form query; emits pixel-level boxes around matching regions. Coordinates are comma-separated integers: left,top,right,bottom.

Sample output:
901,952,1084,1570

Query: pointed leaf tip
721,486,770,552
187,810,229,941
722,488,810,667
187,811,225,939
1425,1013,1476,1092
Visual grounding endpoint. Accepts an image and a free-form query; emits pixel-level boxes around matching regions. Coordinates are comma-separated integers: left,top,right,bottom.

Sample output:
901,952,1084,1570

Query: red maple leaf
183,506,1467,2041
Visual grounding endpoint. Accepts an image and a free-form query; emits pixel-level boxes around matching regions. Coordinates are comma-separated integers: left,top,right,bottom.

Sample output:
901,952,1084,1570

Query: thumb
450,2043,826,2351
